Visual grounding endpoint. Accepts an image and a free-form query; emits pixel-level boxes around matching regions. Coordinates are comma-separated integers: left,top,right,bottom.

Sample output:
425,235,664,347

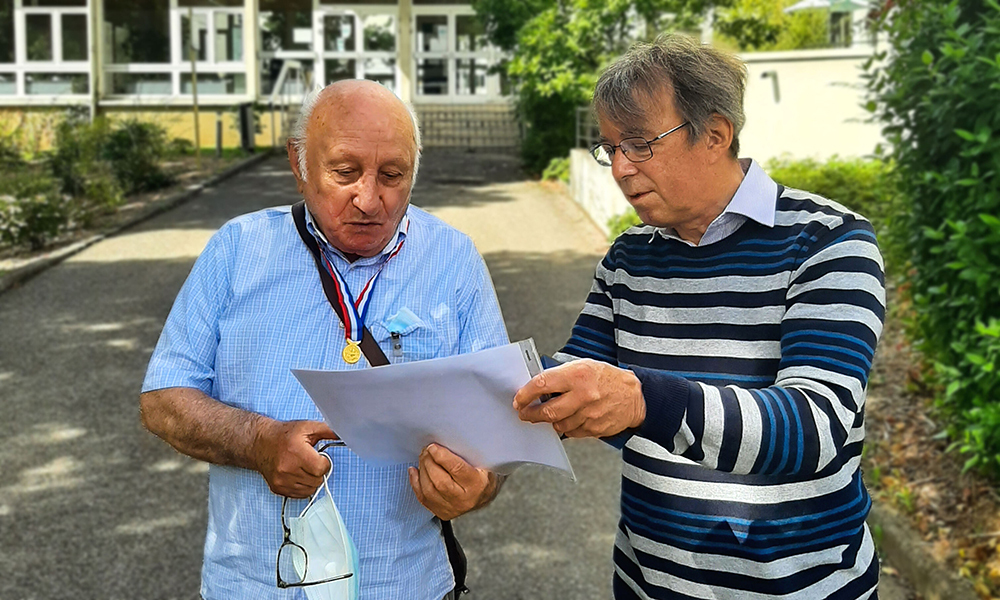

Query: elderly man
140,80,506,600
515,35,884,599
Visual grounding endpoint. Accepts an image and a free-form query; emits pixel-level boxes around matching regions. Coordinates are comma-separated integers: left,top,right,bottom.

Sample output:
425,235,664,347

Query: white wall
569,148,630,237
739,47,882,163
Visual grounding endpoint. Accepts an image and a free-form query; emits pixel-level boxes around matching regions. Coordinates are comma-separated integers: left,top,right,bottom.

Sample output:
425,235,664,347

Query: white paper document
292,340,575,479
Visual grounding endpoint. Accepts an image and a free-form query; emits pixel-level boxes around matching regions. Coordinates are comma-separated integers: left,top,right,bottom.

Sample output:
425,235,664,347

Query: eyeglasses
590,122,690,167
276,440,354,590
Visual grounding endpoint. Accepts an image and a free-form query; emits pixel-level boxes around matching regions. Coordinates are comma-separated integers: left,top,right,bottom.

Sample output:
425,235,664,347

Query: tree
865,0,1000,477
473,0,731,174
714,0,830,51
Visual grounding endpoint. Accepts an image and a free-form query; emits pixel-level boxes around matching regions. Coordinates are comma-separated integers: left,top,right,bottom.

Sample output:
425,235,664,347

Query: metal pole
216,110,223,158
189,7,201,171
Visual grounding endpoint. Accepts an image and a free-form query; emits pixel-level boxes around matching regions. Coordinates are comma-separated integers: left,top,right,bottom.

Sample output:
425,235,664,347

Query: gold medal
342,339,362,364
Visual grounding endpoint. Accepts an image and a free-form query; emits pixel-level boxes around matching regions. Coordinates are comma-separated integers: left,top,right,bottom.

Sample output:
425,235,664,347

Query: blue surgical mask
287,455,360,600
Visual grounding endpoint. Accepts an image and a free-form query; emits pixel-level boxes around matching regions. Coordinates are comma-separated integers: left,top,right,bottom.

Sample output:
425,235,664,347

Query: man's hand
251,420,338,499
408,444,499,521
512,359,645,438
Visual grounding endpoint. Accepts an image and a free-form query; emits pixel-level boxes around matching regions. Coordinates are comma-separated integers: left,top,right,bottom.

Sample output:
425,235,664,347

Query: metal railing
575,106,600,150
268,60,310,146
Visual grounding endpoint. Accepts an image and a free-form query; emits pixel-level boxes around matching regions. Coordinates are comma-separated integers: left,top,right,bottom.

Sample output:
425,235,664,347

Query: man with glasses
514,35,884,599
140,80,507,600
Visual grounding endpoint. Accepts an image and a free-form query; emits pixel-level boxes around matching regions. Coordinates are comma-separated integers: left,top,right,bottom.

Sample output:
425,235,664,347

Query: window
314,8,397,91
416,15,446,52
214,12,242,61
2,0,91,97
0,0,12,63
61,14,86,60
111,72,171,95
455,58,487,96
324,15,355,52
363,14,393,52
412,9,505,102
0,72,14,94
25,72,87,94
364,56,394,92
181,12,207,61
26,14,51,61
180,72,245,95
455,15,484,52
103,0,245,99
104,0,170,64
260,0,311,52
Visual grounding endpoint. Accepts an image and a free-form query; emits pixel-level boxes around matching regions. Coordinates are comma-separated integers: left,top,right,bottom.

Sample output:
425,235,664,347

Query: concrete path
0,151,912,599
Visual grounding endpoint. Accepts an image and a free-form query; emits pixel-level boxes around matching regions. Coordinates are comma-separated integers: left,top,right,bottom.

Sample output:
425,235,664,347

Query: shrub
764,156,903,273
49,112,110,198
865,0,1000,476
103,119,173,194
608,210,642,239
0,176,70,250
166,137,194,157
541,155,570,183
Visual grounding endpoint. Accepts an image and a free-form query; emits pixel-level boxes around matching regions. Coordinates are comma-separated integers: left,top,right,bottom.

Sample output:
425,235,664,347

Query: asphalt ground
0,150,913,599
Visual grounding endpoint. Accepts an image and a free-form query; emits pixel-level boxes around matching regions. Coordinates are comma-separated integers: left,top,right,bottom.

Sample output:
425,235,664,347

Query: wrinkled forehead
311,100,416,159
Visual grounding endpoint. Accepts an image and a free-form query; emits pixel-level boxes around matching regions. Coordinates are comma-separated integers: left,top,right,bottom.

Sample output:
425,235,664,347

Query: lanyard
318,217,409,363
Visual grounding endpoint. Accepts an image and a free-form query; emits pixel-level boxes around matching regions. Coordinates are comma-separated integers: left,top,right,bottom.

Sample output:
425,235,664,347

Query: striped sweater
555,185,885,599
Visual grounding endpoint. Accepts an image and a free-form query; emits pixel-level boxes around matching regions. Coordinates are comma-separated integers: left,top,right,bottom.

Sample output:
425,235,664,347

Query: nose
610,147,638,182
352,173,381,214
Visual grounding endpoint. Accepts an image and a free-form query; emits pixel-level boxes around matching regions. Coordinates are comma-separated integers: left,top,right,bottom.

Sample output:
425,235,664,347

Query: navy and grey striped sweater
555,186,885,599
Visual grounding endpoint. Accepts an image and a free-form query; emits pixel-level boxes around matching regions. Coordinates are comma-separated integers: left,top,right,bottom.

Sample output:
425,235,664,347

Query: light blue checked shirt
143,203,509,600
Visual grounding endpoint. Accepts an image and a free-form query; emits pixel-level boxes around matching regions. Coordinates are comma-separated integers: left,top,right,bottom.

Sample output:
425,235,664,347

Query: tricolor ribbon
318,215,410,344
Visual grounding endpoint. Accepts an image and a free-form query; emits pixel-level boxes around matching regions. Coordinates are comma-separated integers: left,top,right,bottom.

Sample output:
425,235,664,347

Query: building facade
0,0,517,151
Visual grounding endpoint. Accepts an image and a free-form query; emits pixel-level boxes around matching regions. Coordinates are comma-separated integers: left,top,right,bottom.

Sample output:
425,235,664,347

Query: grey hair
593,34,747,157
290,83,422,184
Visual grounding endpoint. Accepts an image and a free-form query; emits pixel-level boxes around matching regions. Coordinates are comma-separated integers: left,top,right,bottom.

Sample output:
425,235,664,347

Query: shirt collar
304,206,410,265
724,158,777,228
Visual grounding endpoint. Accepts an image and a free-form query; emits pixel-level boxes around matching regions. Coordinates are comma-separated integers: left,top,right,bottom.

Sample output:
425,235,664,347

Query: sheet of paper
292,341,575,479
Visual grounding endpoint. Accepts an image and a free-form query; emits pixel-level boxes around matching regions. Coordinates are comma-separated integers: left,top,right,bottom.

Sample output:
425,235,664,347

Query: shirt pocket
370,315,444,364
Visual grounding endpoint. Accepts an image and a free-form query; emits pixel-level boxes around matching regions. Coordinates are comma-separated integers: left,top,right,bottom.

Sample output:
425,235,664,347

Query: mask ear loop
297,452,335,517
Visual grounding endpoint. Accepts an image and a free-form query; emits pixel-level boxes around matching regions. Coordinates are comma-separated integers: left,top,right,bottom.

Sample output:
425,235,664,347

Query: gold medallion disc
342,340,362,364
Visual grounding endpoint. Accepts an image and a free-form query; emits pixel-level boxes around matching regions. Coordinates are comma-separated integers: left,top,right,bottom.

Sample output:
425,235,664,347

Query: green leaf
955,128,976,141
922,50,934,65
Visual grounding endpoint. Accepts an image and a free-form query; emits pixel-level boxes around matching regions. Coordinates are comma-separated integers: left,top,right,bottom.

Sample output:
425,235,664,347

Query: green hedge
866,0,1000,476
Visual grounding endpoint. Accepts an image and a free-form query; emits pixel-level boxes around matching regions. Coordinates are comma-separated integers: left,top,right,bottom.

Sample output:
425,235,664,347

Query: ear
703,113,735,162
286,139,306,193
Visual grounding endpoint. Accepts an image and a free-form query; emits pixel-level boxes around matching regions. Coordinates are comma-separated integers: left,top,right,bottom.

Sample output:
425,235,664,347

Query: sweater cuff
629,366,691,446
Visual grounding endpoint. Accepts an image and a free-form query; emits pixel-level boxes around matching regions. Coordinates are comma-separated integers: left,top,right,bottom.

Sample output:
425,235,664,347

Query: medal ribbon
318,216,409,344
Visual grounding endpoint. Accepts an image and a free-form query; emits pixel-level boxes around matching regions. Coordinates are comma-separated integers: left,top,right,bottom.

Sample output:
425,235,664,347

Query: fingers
516,390,584,424
419,445,467,496
410,445,494,520
513,365,572,410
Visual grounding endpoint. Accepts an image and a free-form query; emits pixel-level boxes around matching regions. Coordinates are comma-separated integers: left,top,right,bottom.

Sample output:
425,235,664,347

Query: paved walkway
0,150,913,598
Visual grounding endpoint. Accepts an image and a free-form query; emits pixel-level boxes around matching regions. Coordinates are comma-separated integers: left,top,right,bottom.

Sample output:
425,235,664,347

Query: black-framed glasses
276,440,354,589
590,121,690,167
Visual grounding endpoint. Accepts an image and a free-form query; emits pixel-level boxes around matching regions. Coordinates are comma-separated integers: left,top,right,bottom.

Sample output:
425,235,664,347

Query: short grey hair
290,83,422,184
593,34,748,157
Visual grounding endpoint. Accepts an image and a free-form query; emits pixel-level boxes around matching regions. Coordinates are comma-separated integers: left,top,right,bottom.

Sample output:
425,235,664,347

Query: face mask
285,455,360,600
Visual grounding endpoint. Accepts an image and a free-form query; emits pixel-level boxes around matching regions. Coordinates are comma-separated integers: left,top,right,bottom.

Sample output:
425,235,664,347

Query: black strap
290,201,469,595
